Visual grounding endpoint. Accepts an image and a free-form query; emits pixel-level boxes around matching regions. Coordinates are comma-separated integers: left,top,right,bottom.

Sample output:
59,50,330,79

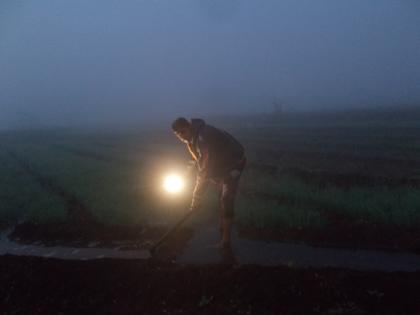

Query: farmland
2,111,420,314
1,110,420,252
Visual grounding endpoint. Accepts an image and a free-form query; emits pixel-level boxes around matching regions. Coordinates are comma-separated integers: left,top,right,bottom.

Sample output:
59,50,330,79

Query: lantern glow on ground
163,174,185,194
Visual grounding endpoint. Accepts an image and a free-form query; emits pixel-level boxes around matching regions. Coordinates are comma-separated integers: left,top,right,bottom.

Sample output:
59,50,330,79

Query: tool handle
150,210,195,253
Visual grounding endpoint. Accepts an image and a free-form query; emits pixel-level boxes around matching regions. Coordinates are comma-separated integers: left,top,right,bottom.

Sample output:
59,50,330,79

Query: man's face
174,127,191,143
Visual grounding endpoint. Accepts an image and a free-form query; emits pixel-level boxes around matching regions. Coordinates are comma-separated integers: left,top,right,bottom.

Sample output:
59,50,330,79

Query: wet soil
9,221,193,258
1,255,420,314
176,226,420,271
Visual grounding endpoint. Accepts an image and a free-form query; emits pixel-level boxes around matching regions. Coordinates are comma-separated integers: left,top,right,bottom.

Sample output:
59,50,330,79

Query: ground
1,255,420,315
2,109,420,314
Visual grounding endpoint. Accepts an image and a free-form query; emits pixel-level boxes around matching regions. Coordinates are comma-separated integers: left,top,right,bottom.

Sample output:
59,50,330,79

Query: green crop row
0,151,66,227
4,142,190,226
2,129,420,234
236,169,420,229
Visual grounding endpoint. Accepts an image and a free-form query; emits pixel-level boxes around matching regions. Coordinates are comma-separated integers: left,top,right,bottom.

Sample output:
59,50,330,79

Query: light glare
163,174,185,194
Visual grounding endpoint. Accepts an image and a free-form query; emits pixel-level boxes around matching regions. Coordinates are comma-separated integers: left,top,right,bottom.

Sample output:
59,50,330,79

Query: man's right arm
190,146,210,211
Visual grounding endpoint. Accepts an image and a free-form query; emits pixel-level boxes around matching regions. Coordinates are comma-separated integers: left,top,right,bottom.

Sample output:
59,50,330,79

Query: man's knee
221,187,236,219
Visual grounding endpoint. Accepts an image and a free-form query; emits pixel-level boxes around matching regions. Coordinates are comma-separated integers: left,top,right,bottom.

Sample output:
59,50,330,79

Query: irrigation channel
1,226,420,272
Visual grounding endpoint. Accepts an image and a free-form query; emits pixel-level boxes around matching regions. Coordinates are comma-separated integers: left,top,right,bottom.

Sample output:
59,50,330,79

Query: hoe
149,209,195,255
148,172,194,256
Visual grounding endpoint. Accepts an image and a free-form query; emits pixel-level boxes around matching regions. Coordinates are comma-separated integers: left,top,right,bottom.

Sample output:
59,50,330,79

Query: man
172,117,246,248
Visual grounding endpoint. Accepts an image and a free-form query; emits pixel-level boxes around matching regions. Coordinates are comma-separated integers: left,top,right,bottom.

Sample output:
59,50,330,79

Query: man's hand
184,160,197,179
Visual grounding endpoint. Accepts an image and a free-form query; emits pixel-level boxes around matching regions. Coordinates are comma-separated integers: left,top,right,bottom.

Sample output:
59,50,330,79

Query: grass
236,197,327,230
1,118,420,237
0,151,66,227
238,169,420,229
2,138,190,227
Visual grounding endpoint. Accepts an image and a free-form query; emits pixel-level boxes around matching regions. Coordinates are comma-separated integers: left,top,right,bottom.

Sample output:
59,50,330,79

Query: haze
1,0,419,128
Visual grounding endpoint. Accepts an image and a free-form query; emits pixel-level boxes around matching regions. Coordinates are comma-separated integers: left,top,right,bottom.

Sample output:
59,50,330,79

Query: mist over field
0,0,419,129
3,3,420,313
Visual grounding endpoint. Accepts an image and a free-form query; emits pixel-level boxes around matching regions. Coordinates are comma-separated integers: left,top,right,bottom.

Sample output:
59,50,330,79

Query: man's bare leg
221,217,233,248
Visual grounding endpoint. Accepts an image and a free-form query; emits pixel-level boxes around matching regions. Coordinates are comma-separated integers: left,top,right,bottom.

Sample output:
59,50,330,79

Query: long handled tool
150,210,195,255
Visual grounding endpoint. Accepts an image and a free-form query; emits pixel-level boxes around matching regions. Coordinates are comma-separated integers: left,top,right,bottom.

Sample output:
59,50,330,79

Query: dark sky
1,0,419,128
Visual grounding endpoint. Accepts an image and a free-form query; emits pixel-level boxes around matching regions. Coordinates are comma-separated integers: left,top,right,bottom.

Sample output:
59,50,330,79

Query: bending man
172,117,246,248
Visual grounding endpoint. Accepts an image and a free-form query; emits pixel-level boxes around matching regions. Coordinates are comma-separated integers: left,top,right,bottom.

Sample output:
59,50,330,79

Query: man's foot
220,217,233,248
215,240,231,249
219,241,237,265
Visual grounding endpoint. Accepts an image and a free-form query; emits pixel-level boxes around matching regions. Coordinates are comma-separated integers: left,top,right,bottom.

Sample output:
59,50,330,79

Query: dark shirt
188,118,244,179
187,119,245,205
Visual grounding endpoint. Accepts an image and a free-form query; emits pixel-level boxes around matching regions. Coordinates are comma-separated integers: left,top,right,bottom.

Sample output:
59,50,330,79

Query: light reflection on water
0,230,151,260
176,226,420,272
2,227,420,272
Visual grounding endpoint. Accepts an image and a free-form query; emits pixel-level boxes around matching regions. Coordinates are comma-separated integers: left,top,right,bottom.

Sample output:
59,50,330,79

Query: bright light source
163,174,185,194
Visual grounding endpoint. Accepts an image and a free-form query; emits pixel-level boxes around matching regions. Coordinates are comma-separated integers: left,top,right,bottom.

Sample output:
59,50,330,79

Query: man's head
172,117,192,143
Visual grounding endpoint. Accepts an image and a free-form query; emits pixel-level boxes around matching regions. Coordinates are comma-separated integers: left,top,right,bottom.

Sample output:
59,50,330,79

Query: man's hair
172,117,190,132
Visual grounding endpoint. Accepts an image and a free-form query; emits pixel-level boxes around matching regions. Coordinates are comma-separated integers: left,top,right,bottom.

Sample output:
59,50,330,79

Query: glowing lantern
163,174,185,194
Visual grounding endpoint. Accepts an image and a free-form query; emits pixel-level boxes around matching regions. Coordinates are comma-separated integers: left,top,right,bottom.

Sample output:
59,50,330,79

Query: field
1,109,420,252
2,110,420,314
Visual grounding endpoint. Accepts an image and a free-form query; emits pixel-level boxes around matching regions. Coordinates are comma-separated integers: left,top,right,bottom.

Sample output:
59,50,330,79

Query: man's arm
190,146,210,211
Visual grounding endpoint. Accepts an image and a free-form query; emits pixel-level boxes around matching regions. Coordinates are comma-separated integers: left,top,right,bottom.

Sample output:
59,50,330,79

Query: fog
1,0,419,128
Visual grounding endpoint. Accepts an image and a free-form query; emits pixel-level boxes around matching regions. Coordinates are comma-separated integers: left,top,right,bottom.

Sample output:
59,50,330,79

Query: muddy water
176,226,420,272
0,230,151,260
2,226,420,271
